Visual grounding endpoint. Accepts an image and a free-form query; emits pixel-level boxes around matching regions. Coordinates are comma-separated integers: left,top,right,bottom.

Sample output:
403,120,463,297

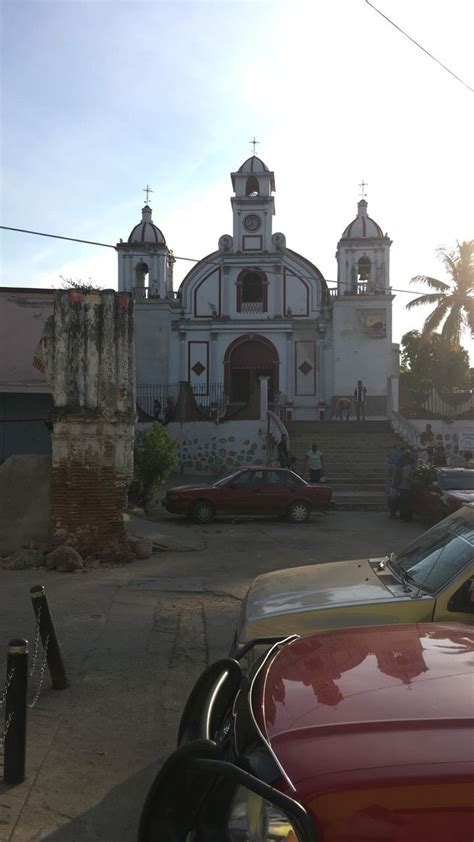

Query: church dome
128,205,166,245
342,200,384,239
237,155,270,173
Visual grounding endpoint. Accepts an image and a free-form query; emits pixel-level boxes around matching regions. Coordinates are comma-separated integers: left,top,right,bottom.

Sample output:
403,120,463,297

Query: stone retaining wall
165,420,268,474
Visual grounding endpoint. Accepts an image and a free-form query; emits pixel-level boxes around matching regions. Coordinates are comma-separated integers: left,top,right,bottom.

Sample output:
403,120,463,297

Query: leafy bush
130,422,177,508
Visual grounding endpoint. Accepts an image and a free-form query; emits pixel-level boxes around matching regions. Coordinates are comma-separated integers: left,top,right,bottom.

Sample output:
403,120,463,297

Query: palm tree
406,240,474,344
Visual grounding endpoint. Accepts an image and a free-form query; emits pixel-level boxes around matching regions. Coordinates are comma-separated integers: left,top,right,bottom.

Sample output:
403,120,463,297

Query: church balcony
329,285,390,298
132,287,181,302
240,301,265,314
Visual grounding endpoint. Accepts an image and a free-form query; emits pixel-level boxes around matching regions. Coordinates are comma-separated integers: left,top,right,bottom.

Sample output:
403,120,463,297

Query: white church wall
332,298,393,399
193,268,221,318
135,301,171,385
283,271,310,317
166,419,267,474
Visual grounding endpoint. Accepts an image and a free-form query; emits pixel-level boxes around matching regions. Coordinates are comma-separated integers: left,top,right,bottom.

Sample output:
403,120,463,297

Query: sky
1,0,473,361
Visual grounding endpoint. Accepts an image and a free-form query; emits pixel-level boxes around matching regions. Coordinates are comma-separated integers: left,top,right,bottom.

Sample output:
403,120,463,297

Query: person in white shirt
354,380,367,421
304,443,324,483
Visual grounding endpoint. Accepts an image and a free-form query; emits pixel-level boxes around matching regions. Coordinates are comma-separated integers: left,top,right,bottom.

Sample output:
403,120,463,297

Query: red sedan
162,466,333,524
412,467,474,521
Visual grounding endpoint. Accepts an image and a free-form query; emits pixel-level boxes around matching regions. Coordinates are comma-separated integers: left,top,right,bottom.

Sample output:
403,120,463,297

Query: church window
245,176,260,197
135,261,149,292
357,257,371,293
237,269,268,313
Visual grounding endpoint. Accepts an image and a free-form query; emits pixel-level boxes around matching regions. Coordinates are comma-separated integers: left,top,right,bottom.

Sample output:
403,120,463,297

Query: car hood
243,559,393,624
254,624,474,786
445,489,474,503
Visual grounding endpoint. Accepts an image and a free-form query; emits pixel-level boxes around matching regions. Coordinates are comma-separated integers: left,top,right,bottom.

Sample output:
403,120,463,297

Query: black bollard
30,585,69,690
4,638,28,785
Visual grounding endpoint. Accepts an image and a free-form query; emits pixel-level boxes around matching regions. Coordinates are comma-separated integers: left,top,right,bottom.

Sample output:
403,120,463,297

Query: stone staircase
285,420,401,510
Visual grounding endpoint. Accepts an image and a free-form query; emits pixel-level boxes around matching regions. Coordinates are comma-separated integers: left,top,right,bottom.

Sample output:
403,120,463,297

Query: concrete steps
285,420,400,510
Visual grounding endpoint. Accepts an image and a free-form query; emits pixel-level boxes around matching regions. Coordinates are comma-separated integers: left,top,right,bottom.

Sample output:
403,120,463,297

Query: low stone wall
409,419,474,453
165,419,268,474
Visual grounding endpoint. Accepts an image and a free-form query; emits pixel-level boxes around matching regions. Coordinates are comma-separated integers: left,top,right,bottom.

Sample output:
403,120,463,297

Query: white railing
267,410,289,448
240,301,264,314
390,411,420,449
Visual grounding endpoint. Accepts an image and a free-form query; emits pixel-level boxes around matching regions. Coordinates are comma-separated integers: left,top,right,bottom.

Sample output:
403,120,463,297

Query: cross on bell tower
143,184,153,204
249,137,259,155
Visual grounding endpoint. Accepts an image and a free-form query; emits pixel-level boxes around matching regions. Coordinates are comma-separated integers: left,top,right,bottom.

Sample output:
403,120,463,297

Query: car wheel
190,500,215,524
288,501,310,523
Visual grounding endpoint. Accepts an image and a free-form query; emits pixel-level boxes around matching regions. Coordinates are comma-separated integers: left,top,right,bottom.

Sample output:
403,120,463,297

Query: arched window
357,257,371,293
237,270,268,313
135,261,149,291
245,176,260,197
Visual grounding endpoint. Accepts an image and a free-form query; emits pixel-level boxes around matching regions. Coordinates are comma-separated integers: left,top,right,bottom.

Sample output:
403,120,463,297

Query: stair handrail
390,410,420,449
267,410,290,449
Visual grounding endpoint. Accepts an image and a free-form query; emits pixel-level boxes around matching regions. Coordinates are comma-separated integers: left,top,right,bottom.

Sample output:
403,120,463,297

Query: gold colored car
233,504,474,653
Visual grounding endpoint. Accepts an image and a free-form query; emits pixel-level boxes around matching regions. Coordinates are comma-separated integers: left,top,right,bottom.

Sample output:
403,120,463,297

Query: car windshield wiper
386,554,415,593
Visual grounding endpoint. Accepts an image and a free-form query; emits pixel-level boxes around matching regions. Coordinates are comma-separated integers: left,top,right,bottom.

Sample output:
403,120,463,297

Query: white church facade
117,155,399,420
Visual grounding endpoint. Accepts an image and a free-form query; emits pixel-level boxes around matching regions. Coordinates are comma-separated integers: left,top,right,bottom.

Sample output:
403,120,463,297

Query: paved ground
0,508,425,841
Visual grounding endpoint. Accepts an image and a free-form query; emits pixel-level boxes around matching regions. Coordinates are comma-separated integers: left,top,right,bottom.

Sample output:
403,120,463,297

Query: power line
0,222,459,297
366,1,474,93
0,225,116,250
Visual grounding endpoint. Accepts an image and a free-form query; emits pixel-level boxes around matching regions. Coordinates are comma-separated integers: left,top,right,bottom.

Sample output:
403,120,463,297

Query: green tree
59,275,104,291
406,240,474,344
130,422,177,509
400,330,470,400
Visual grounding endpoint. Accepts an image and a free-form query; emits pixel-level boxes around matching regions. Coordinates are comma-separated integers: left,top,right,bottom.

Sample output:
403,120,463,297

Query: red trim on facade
294,340,317,396
236,269,268,314
188,340,209,394
283,269,310,317
193,268,222,318
223,333,279,396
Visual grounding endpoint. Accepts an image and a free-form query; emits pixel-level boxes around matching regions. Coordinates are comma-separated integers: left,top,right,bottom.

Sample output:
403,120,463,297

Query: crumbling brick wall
36,290,136,559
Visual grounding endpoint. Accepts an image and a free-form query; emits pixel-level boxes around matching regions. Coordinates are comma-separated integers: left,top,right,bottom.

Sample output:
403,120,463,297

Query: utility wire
0,223,460,297
366,0,474,93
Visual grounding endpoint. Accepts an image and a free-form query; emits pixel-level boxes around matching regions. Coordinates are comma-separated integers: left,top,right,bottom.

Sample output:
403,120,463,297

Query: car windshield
391,507,474,594
439,471,474,491
212,471,241,488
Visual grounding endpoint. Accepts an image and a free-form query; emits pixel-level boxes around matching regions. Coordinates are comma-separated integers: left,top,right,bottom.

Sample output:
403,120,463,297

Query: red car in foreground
162,467,333,524
413,467,474,520
138,623,474,841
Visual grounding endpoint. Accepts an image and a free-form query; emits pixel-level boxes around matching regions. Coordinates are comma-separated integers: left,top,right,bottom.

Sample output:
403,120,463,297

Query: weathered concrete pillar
35,290,136,560
259,375,269,422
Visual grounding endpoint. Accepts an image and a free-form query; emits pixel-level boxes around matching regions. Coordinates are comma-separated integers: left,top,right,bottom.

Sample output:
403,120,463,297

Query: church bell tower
230,155,275,253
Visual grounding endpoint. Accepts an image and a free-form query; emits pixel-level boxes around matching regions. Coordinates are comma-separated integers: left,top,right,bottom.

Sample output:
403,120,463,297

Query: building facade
119,155,399,420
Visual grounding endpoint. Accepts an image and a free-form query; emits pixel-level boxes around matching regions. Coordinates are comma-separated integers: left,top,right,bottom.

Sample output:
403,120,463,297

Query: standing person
398,453,415,522
305,443,324,483
153,398,162,421
420,424,435,464
336,396,351,421
163,397,174,426
354,380,367,421
433,444,447,467
277,433,290,468
386,443,402,489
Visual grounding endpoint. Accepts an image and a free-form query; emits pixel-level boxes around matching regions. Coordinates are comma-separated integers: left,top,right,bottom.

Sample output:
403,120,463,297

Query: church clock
243,213,261,232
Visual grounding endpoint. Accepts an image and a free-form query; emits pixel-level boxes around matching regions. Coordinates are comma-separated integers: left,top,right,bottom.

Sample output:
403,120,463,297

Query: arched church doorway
224,335,279,404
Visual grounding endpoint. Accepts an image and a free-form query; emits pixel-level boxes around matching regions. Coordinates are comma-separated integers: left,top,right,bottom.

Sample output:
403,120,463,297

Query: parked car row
162,466,474,526
162,466,333,524
139,500,474,841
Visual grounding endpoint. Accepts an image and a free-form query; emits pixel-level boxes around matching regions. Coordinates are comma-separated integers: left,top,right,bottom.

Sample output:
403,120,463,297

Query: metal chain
29,605,42,679
1,711,14,744
28,635,49,710
0,668,15,709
